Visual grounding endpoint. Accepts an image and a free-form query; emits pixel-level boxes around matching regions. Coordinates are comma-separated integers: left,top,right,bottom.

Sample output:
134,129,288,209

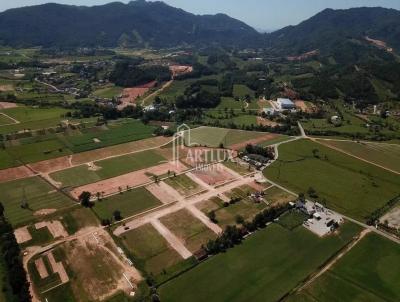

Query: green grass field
61,119,156,153
120,223,183,275
93,85,123,99
159,222,362,302
51,149,166,188
288,233,400,302
184,127,269,148
264,139,400,221
232,84,255,99
164,175,202,196
0,150,19,169
319,140,400,173
160,209,217,253
0,106,70,135
0,176,75,226
92,187,162,221
0,113,16,125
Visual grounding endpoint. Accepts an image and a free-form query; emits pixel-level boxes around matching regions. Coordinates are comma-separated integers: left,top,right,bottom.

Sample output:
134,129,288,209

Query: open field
317,139,400,173
70,161,187,198
287,233,400,302
232,84,255,99
93,85,123,99
50,149,166,188
184,126,279,149
0,106,69,134
0,113,16,125
159,222,362,302
92,187,162,221
222,160,252,175
264,186,297,206
164,174,203,197
160,209,217,253
120,223,183,275
0,176,75,226
264,139,400,221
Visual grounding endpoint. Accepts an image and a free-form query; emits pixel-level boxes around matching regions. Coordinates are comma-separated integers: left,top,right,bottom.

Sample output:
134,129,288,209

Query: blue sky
2,0,400,30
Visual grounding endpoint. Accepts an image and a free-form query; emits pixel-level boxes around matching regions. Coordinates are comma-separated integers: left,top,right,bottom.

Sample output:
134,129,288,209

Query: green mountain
267,7,400,55
0,0,261,48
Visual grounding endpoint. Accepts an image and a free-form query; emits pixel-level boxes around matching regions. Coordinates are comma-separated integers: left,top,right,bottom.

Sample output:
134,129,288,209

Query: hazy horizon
2,0,400,30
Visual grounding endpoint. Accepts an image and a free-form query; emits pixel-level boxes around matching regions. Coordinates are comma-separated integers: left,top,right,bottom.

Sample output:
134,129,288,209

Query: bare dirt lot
118,81,156,109
146,182,181,204
191,164,236,186
169,65,193,78
34,258,49,279
0,101,17,109
380,206,400,229
71,161,187,198
294,100,316,113
0,166,35,183
14,226,32,244
48,251,69,283
29,156,72,174
257,117,279,127
35,220,68,239
33,209,57,216
63,229,141,301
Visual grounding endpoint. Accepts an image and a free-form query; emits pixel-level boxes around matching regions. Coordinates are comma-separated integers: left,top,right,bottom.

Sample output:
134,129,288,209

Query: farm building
277,98,296,110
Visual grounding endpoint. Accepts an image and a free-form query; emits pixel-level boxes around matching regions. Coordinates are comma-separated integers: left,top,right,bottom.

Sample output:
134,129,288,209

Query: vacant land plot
318,140,400,173
0,106,69,134
71,161,187,198
0,176,75,226
71,135,170,165
264,139,400,221
222,160,252,175
59,207,99,235
92,187,162,221
164,174,203,196
0,112,16,125
0,150,20,170
93,85,123,99
288,233,400,302
159,222,361,302
191,165,236,186
184,127,273,149
0,165,34,183
264,186,297,206
61,120,156,153
120,223,182,275
6,138,72,164
233,84,255,99
160,209,217,253
51,149,165,188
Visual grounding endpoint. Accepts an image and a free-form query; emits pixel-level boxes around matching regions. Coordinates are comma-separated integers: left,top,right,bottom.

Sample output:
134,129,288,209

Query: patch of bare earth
35,220,68,238
64,229,141,301
14,226,32,244
192,164,236,186
146,182,180,204
28,156,72,174
34,258,49,279
0,101,17,109
71,161,187,199
0,166,35,183
33,209,57,216
118,81,156,109
257,117,279,127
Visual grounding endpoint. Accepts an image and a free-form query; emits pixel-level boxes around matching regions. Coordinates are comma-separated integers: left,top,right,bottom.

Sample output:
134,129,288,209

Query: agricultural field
92,85,123,98
183,126,279,148
50,149,166,188
317,139,400,173
120,223,183,275
287,233,400,302
160,209,217,253
92,187,162,221
0,176,75,226
264,139,400,221
159,222,362,302
0,106,70,134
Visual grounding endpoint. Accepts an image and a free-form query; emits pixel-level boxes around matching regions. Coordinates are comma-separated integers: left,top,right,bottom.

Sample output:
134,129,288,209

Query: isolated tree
312,148,320,158
0,202,4,216
207,211,217,223
235,215,245,225
79,191,91,208
113,210,122,221
96,192,101,201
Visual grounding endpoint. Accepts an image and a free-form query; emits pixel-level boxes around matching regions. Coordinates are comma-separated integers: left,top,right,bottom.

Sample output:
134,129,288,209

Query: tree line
0,202,31,302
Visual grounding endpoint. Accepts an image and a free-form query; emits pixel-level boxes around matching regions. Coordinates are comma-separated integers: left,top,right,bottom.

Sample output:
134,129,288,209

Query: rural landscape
0,0,399,302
